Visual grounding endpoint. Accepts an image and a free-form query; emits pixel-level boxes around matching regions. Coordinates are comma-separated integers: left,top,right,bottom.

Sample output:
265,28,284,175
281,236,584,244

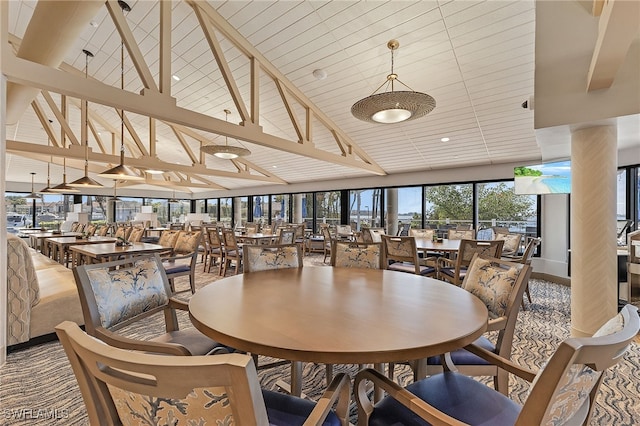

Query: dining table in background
70,242,170,265
44,236,117,266
28,231,82,251
235,232,277,244
413,237,461,257
189,266,488,396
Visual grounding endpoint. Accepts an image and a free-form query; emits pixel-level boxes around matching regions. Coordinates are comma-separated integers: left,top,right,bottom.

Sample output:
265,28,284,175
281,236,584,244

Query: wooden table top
45,236,116,245
189,266,487,365
29,231,81,239
413,237,461,252
69,242,169,260
236,233,277,242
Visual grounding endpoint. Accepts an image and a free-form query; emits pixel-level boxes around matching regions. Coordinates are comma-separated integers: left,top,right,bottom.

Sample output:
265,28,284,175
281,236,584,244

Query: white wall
532,194,570,279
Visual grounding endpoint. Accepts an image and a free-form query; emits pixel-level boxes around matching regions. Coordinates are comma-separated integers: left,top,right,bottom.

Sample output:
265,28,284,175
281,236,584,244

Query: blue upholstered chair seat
388,262,435,276
152,328,225,355
262,389,341,426
369,371,521,426
427,335,495,366
439,266,467,280
163,264,191,274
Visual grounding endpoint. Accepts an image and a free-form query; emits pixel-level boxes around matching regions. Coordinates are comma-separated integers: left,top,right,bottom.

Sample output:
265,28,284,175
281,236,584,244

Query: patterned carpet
1,253,639,425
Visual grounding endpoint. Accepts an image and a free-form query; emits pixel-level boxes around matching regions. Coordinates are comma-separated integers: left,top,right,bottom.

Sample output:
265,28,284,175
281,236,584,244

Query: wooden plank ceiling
4,0,541,195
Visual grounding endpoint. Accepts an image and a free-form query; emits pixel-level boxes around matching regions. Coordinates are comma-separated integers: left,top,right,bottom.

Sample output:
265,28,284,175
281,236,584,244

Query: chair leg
325,364,333,387
189,274,196,294
168,278,175,293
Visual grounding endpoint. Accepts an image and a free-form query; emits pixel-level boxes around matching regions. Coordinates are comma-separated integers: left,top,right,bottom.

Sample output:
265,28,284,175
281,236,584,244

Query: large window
238,197,249,225
169,200,190,223
207,199,219,222
424,184,473,233
115,197,142,223
349,189,382,230
146,199,168,225
81,195,109,224
272,194,289,226
393,187,422,231
476,181,537,240
219,197,232,224
315,191,340,228
252,194,269,225
195,199,207,214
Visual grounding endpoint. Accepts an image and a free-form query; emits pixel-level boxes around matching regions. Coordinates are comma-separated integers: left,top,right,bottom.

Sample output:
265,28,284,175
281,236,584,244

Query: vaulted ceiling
2,1,637,197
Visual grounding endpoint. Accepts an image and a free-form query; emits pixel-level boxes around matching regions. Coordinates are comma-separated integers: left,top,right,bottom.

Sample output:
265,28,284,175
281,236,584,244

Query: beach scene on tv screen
514,161,571,194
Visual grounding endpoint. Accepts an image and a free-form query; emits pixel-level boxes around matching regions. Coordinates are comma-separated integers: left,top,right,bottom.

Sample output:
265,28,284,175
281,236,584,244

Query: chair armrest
486,316,507,332
93,327,191,356
437,257,455,268
303,373,351,426
464,343,537,382
168,297,189,311
355,368,468,426
161,252,195,263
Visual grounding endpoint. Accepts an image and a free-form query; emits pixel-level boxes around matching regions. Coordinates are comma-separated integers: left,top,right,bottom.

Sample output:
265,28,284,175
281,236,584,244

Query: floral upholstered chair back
128,226,145,243
158,230,180,248
173,231,202,255
81,256,171,331
495,232,522,255
243,243,302,273
96,225,109,236
278,229,296,244
114,225,132,240
447,228,476,240
458,239,504,264
519,305,639,425
409,228,435,239
85,224,97,236
383,236,417,261
331,241,382,269
55,321,272,425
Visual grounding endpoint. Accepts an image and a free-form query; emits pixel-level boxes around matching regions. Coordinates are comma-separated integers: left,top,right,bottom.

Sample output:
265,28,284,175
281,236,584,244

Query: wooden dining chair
503,236,542,308
243,243,302,273
56,321,351,426
424,255,532,394
321,225,334,263
381,235,436,277
447,228,476,240
221,228,243,276
72,254,227,356
203,226,224,274
356,304,639,426
128,226,145,243
161,230,202,294
331,240,383,269
437,239,504,285
495,232,523,257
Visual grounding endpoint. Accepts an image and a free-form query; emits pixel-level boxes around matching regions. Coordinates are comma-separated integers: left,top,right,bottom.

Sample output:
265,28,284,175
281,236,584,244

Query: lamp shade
201,144,251,159
351,39,435,124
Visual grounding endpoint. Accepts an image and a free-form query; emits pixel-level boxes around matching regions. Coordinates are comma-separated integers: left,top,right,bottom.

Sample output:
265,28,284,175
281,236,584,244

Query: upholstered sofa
6,234,84,346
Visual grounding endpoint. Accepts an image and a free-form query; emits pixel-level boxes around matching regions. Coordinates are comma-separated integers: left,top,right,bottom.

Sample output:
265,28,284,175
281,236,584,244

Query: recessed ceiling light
172,75,180,81
312,69,327,80
89,21,99,28
272,165,278,168
440,137,450,142
145,169,165,175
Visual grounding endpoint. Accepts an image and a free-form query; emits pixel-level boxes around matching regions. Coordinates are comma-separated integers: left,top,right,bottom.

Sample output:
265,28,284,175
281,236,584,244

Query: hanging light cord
120,39,125,158
369,41,415,95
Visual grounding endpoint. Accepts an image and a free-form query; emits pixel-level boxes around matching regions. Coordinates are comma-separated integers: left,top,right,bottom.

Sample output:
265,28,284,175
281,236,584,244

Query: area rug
1,254,638,425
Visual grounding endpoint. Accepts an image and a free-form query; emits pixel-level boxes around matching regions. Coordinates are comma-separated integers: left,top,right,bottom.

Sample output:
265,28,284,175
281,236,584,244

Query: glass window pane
115,197,142,223
169,199,190,223
393,187,422,234
617,169,628,242
252,194,269,225
272,194,290,226
207,199,219,222
195,200,206,214
238,197,248,225
349,189,382,230
146,199,169,226
476,181,537,241
424,184,473,236
219,197,232,225
315,191,340,228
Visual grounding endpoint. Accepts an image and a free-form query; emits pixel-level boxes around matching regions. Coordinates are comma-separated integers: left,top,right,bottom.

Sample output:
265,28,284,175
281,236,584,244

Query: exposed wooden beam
7,139,286,184
121,110,149,157
587,0,640,91
159,0,172,95
171,127,199,165
105,0,158,93
41,91,80,145
191,3,251,124
30,98,59,147
275,79,305,144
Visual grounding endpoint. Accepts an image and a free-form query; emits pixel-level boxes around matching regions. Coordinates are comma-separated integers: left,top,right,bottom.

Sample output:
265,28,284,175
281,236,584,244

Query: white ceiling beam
587,0,640,91
120,110,149,157
159,0,172,96
105,0,158,93
41,91,80,146
30,99,59,147
3,52,384,175
7,139,286,184
190,2,251,125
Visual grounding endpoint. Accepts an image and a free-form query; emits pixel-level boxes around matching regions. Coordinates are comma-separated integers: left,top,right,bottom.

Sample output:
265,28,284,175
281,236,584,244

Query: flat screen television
514,160,571,194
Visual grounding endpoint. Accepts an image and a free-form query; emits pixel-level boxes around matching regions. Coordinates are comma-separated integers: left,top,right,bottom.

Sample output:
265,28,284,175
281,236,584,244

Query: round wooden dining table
189,266,488,395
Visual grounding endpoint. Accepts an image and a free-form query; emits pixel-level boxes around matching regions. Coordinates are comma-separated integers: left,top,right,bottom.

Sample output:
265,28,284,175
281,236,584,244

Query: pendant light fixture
50,135,80,193
201,109,251,159
351,39,436,124
70,49,103,188
109,180,123,203
24,172,43,200
167,189,179,204
39,136,55,193
98,0,143,181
